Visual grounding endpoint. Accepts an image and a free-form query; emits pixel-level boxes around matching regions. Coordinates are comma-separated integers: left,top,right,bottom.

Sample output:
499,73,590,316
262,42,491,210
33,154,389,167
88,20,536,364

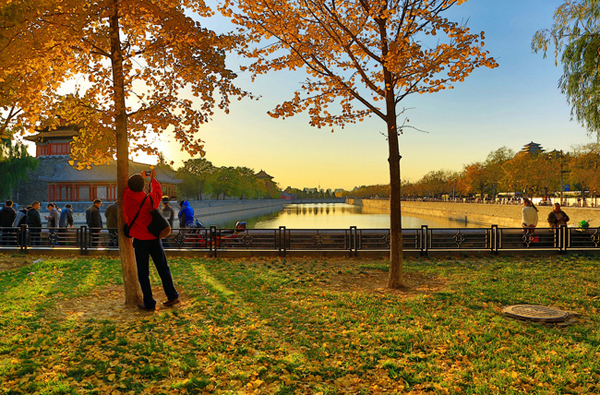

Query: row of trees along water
175,158,281,200
171,158,342,200
345,143,600,200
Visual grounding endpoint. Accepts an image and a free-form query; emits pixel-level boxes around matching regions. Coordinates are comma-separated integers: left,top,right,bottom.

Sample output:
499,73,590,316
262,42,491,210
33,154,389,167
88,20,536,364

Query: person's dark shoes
137,303,156,311
163,298,180,307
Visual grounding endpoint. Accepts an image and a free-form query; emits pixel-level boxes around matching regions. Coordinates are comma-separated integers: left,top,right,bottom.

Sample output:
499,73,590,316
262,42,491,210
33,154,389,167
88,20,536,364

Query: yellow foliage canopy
221,0,498,129
0,0,249,168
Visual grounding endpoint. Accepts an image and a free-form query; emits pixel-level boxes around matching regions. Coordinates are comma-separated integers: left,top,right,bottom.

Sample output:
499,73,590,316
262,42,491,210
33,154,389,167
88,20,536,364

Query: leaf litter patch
54,285,189,323
0,254,32,271
319,269,447,297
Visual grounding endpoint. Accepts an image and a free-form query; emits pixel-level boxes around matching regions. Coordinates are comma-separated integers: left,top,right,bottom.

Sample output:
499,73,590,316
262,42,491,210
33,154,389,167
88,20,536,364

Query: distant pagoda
521,141,544,155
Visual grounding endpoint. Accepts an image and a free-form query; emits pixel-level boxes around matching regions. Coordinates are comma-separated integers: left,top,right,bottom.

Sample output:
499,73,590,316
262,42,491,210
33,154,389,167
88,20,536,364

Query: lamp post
557,150,568,206
550,150,567,205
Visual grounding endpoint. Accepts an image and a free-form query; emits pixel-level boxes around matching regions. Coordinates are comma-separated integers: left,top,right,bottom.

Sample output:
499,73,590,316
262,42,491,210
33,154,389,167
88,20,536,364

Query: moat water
220,203,486,229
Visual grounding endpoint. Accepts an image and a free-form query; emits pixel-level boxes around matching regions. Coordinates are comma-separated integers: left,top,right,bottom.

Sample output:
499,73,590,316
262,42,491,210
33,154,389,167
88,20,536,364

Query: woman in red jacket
124,170,179,311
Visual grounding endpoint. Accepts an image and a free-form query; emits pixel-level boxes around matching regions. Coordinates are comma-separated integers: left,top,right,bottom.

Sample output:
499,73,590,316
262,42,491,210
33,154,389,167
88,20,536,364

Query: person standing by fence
58,203,74,245
105,202,118,247
178,200,194,228
58,204,74,228
522,198,539,243
161,197,175,248
26,201,42,246
13,205,29,246
85,199,103,247
46,203,60,228
547,203,569,228
161,197,175,228
0,200,17,245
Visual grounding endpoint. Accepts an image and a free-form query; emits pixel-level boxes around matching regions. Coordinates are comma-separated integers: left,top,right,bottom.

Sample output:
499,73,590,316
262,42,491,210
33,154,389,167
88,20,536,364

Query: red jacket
124,178,163,240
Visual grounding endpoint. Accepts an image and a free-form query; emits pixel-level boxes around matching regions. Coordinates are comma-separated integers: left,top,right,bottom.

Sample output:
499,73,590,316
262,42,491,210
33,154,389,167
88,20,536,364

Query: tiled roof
23,126,79,142
256,170,273,180
41,160,182,184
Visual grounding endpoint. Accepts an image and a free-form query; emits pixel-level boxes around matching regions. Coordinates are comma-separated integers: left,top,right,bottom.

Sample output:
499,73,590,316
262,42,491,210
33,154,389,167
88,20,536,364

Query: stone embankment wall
61,199,343,227
347,198,600,227
189,200,287,226
61,199,287,226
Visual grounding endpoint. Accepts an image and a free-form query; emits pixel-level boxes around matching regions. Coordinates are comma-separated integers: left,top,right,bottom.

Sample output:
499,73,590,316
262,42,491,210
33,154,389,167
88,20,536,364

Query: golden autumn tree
1,0,247,305
0,0,77,137
221,0,497,287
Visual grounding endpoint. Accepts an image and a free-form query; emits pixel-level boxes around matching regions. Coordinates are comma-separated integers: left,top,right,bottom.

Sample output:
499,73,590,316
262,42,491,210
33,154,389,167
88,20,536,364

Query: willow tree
0,138,38,200
221,0,497,287
1,0,247,305
533,0,600,138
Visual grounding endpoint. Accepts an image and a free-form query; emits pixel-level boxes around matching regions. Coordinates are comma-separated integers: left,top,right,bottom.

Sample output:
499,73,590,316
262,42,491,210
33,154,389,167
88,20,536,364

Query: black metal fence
1,224,599,256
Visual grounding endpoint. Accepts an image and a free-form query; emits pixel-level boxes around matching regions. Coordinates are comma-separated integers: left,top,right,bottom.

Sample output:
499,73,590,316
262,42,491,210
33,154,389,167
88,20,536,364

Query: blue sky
158,0,594,190
31,0,594,191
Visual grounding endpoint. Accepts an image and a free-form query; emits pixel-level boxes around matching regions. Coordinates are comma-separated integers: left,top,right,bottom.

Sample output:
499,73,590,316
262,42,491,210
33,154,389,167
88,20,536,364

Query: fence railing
1,224,599,256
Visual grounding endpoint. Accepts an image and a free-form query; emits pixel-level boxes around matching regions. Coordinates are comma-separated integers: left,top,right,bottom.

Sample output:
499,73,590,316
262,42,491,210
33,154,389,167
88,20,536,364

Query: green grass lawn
0,253,598,394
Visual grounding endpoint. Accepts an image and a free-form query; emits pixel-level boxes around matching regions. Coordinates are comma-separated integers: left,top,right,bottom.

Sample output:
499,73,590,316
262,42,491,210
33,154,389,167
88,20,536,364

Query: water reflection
237,203,485,229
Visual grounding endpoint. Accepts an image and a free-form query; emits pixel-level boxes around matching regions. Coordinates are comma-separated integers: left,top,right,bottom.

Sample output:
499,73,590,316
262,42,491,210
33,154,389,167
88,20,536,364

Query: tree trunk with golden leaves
110,0,142,306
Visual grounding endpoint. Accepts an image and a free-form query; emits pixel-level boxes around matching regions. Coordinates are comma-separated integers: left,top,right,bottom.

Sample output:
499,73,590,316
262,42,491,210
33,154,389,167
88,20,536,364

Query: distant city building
15,125,181,205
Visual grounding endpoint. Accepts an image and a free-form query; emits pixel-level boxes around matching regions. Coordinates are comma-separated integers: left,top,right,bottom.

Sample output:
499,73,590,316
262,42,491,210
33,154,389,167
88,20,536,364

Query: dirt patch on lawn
0,254,32,271
321,269,446,297
54,285,191,324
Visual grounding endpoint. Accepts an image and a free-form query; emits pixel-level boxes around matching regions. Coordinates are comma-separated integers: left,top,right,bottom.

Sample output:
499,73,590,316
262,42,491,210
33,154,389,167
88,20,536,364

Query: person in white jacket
522,198,538,228
522,198,539,242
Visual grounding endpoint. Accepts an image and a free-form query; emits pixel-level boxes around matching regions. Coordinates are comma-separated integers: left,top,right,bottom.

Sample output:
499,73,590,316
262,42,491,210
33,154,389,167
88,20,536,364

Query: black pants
133,238,179,309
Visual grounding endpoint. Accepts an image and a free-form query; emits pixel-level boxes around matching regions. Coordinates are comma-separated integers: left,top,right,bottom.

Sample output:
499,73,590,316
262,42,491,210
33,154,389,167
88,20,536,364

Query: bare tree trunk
387,120,404,288
384,74,403,289
110,0,142,306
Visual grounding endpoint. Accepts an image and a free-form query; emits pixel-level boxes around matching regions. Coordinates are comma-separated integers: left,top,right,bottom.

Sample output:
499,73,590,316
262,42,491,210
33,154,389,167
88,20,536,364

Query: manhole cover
503,305,569,322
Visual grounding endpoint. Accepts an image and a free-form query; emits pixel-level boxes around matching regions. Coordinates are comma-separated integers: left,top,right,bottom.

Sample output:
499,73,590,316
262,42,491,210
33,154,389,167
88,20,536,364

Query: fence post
20,224,28,253
278,226,287,257
81,226,88,255
210,226,217,258
420,225,428,256
491,225,499,254
560,224,567,253
350,226,357,257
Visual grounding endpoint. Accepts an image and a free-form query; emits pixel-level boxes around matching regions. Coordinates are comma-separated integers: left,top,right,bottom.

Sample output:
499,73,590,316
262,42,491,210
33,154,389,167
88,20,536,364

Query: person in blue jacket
177,201,195,228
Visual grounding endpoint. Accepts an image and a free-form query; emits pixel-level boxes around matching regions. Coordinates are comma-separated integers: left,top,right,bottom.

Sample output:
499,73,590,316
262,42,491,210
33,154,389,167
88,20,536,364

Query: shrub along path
0,254,598,394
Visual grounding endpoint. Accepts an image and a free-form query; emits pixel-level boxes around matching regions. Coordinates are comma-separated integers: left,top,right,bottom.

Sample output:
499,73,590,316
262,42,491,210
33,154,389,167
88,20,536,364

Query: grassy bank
0,254,599,394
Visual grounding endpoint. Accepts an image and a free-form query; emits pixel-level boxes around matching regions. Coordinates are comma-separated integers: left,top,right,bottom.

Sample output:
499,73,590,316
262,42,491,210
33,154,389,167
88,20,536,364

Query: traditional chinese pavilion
19,125,181,204
521,141,544,155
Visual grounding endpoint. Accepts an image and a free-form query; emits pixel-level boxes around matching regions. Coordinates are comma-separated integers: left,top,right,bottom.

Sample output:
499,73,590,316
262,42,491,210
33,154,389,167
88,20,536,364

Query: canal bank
347,198,600,227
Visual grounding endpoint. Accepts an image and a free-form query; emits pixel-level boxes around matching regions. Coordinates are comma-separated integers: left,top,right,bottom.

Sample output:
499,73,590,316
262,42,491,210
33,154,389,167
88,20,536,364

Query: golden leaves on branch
222,0,498,127
1,0,248,164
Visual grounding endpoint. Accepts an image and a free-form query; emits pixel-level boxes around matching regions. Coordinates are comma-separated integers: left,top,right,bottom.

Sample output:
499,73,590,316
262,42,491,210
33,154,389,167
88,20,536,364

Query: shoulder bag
147,195,172,239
